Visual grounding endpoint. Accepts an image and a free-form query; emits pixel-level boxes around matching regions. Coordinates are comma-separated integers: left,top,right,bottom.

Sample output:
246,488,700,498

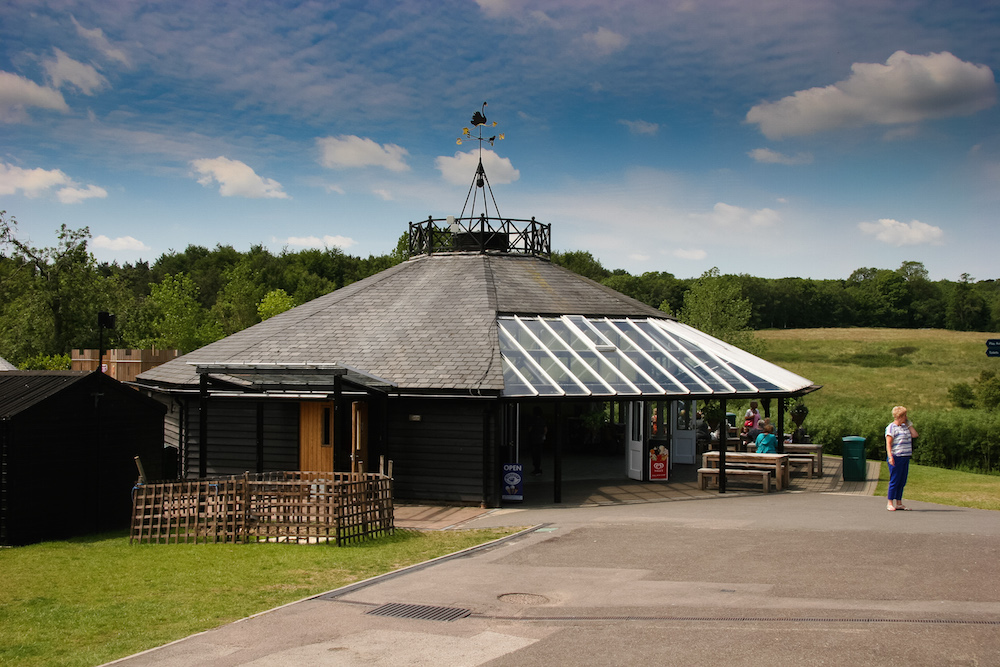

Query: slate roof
136,252,668,393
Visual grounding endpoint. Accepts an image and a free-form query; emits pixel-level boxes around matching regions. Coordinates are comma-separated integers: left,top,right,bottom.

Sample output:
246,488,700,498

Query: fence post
242,471,251,543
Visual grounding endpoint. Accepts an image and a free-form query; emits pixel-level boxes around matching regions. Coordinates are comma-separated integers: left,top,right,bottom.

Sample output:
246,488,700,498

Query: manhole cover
498,593,550,605
366,603,471,622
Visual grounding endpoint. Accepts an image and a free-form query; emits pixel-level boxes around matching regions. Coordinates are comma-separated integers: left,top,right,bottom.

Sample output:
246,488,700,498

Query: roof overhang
191,362,396,395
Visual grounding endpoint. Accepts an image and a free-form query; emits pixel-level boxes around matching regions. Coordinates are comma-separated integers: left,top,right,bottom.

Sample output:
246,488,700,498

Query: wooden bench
788,455,816,478
698,467,771,493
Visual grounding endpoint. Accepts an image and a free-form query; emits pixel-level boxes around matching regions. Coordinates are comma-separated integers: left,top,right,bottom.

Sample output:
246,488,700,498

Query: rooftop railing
408,215,550,259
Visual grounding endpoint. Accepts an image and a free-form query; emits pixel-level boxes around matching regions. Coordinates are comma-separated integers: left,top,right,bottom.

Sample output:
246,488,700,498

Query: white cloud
280,235,357,250
371,188,393,201
0,162,106,203
0,71,69,122
191,157,289,199
747,51,997,139
0,162,71,197
475,0,510,18
43,48,108,95
72,17,131,67
748,148,813,165
858,218,944,246
673,248,707,260
619,119,659,135
93,234,149,251
316,135,409,172
583,27,628,56
435,148,520,186
57,184,107,204
692,202,780,227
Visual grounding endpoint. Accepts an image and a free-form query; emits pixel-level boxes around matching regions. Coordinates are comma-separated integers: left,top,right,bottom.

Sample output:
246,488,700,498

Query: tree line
1,212,998,368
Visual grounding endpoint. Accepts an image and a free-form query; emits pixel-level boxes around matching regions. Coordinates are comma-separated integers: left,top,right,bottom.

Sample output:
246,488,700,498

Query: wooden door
299,402,335,472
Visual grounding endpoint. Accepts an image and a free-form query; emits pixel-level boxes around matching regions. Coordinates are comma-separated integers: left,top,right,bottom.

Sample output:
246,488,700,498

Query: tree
0,213,112,361
138,273,223,352
551,250,611,282
258,288,297,320
946,274,989,331
677,268,763,354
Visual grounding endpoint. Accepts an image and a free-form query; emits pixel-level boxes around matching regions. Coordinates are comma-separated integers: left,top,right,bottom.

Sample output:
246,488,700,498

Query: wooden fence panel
131,471,393,545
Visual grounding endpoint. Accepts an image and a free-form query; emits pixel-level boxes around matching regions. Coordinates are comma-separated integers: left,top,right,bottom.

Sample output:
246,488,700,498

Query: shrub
947,382,977,409
806,406,1000,473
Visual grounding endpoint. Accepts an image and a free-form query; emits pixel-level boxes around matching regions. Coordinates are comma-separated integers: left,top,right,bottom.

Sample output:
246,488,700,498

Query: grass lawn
0,527,519,667
757,328,1000,412
873,460,1000,511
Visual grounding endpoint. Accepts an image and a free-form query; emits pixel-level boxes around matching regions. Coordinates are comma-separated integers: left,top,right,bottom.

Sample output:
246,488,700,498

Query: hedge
801,406,1000,474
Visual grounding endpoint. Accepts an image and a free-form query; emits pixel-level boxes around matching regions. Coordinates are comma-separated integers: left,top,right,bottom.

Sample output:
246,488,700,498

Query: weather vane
455,102,505,219
456,101,505,151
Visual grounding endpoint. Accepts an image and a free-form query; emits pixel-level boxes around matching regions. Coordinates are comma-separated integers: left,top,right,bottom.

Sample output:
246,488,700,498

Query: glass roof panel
596,320,687,393
501,360,536,397
726,363,782,392
638,321,731,391
667,332,755,392
626,321,710,391
525,319,610,394
498,315,808,398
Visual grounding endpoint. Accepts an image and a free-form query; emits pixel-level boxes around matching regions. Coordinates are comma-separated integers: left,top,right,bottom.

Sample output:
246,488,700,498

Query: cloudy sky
1,0,997,281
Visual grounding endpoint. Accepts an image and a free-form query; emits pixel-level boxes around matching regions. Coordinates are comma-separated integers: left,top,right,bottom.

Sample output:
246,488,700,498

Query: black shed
0,371,166,546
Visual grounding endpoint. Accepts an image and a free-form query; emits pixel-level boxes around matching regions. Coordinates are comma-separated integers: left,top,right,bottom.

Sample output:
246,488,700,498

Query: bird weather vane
456,101,505,151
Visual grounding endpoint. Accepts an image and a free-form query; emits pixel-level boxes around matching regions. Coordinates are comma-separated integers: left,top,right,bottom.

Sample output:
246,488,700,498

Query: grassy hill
756,328,1000,413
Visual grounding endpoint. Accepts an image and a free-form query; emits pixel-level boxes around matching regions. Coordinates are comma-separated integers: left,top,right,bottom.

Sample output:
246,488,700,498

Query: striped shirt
885,422,912,457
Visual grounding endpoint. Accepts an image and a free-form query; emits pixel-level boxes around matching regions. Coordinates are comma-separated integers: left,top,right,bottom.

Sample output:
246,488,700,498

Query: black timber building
133,216,817,507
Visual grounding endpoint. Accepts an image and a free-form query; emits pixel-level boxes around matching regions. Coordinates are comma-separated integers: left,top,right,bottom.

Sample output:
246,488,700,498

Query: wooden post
719,399,727,493
776,397,786,454
553,403,562,504
198,374,208,478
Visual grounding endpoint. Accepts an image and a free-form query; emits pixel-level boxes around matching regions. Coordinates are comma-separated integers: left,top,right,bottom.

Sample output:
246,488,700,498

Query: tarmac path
108,491,1000,667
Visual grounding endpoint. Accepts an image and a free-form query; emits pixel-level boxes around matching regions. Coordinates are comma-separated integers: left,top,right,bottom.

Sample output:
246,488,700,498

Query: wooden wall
1,374,165,546
385,398,491,505
183,399,298,478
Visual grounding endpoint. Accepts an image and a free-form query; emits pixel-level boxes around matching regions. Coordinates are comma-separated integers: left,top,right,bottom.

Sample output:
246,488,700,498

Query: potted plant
790,399,809,428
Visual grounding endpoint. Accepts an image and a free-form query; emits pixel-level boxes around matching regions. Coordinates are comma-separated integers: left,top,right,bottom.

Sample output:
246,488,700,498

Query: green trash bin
842,436,867,481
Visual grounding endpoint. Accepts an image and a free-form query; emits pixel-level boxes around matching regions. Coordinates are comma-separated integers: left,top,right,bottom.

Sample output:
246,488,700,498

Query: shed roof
0,371,91,418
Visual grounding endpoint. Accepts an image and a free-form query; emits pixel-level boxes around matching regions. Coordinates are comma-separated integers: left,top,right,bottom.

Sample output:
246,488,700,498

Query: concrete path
109,464,1000,667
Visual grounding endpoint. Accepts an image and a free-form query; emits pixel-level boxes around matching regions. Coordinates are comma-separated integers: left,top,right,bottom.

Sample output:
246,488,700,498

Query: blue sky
1,0,997,281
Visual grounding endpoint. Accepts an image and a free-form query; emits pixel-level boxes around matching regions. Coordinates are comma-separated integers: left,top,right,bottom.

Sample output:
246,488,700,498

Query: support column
198,374,208,478
719,399,727,493
777,397,786,454
553,403,562,504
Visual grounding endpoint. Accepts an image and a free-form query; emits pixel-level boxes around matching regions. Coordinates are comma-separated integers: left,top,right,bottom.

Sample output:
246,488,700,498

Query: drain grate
366,602,471,622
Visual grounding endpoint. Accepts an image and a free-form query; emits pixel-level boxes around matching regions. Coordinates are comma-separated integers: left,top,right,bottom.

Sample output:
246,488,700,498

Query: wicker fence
131,470,393,545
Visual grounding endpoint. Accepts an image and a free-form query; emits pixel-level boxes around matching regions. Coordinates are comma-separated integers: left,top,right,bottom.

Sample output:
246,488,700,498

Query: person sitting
754,422,778,454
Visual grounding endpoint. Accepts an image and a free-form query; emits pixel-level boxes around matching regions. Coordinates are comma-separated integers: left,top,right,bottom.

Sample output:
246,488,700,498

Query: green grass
0,528,518,667
873,460,1000,511
757,328,1000,413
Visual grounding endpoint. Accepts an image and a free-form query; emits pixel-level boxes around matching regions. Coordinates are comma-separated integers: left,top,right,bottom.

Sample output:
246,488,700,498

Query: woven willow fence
131,470,393,545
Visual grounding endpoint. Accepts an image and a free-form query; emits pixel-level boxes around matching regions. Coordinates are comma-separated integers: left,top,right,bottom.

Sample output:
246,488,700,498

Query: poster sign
501,463,523,501
649,445,669,481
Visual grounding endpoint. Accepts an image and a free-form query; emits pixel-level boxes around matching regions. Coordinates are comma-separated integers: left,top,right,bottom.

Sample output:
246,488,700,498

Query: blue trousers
887,455,910,501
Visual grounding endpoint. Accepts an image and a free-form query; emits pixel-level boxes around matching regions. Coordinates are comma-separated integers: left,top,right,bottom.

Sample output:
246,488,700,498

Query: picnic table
702,451,790,490
747,442,823,478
